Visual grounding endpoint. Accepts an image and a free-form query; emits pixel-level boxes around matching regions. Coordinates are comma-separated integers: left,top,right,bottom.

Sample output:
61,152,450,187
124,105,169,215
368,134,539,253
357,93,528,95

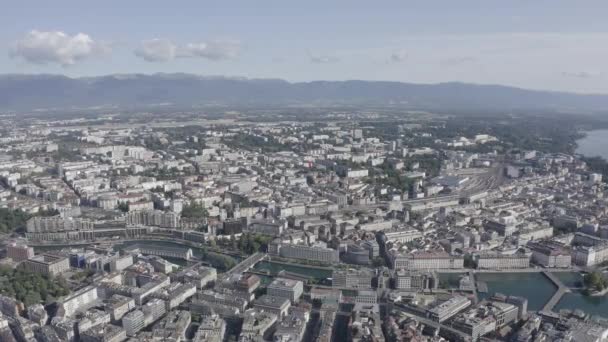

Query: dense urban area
1,108,608,342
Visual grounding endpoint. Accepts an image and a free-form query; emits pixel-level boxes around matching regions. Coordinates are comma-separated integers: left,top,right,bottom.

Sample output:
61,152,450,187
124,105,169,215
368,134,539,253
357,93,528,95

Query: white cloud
10,30,109,66
561,71,598,79
134,39,176,62
181,40,241,60
135,38,241,62
440,56,477,67
309,54,340,64
389,49,407,63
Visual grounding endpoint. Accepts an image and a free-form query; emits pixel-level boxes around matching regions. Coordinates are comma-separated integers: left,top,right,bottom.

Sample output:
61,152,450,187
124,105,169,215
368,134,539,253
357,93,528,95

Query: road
438,267,578,274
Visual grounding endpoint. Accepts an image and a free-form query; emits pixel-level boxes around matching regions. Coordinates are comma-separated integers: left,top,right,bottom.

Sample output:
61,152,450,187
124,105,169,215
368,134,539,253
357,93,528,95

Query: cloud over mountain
135,38,241,62
134,39,177,62
10,30,109,66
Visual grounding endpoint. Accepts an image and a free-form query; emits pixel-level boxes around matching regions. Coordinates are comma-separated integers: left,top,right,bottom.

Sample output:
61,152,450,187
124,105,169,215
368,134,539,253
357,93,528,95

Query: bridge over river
541,271,571,312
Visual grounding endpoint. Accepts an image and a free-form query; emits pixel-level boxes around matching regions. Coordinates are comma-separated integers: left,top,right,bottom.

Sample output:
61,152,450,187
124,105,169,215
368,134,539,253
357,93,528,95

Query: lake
576,129,608,159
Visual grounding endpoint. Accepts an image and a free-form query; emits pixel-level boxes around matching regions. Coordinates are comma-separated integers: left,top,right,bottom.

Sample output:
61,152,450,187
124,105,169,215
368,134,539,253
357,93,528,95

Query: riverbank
266,257,335,271
589,287,608,297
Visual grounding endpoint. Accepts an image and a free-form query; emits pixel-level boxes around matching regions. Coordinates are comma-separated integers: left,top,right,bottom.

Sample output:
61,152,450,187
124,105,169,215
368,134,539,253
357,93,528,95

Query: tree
230,234,237,250
0,208,31,233
584,271,607,292
0,268,70,306
24,291,41,307
464,255,477,269
372,257,385,268
181,202,209,219
117,202,129,213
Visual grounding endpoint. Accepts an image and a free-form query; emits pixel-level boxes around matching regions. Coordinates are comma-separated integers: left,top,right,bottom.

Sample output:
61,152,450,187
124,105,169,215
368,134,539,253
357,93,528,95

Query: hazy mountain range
1,73,608,112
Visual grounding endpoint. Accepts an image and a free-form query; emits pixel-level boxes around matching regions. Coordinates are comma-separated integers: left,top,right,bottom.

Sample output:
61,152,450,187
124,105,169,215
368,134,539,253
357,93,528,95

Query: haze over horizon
2,1,608,93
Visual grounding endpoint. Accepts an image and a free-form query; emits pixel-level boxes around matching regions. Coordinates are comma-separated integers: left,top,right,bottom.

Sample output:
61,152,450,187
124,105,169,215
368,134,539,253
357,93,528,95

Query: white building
58,286,99,317
476,252,530,270
267,278,304,303
428,296,471,322
122,309,145,336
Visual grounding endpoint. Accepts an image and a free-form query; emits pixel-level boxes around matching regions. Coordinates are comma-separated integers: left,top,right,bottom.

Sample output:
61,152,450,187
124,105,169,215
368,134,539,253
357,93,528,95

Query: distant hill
1,73,608,112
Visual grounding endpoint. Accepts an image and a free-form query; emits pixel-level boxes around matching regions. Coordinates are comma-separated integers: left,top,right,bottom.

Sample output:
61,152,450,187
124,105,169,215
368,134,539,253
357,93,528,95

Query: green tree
372,257,385,267
181,202,209,219
24,291,41,307
117,202,129,212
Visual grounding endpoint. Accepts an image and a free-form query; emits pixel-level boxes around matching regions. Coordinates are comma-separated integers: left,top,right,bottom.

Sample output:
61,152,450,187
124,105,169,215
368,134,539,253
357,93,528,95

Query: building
274,307,310,342
158,282,197,311
332,269,374,289
239,309,278,341
151,310,191,341
428,296,471,322
26,216,93,233
247,219,285,236
21,254,70,276
122,309,145,336
6,243,34,262
384,229,422,243
80,324,126,342
109,254,133,272
197,290,248,311
393,270,438,291
104,295,135,322
171,264,217,289
572,243,608,267
310,288,342,304
126,210,180,229
142,298,166,323
476,252,530,270
391,251,464,270
27,304,48,325
358,220,393,232
267,278,304,303
355,290,378,304
452,301,518,341
277,242,339,264
516,226,554,245
317,304,337,342
58,286,99,317
235,273,261,294
348,305,384,342
343,244,372,265
193,314,226,342
0,294,22,317
529,242,571,268
253,295,291,318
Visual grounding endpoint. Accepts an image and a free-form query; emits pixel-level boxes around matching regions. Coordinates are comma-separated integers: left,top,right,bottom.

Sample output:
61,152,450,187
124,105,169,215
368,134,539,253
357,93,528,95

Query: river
468,272,608,318
253,261,332,281
475,273,556,311
576,129,608,159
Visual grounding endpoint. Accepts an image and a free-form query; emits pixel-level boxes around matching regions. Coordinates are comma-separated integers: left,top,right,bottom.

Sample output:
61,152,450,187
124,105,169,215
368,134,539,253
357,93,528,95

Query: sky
2,0,608,93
